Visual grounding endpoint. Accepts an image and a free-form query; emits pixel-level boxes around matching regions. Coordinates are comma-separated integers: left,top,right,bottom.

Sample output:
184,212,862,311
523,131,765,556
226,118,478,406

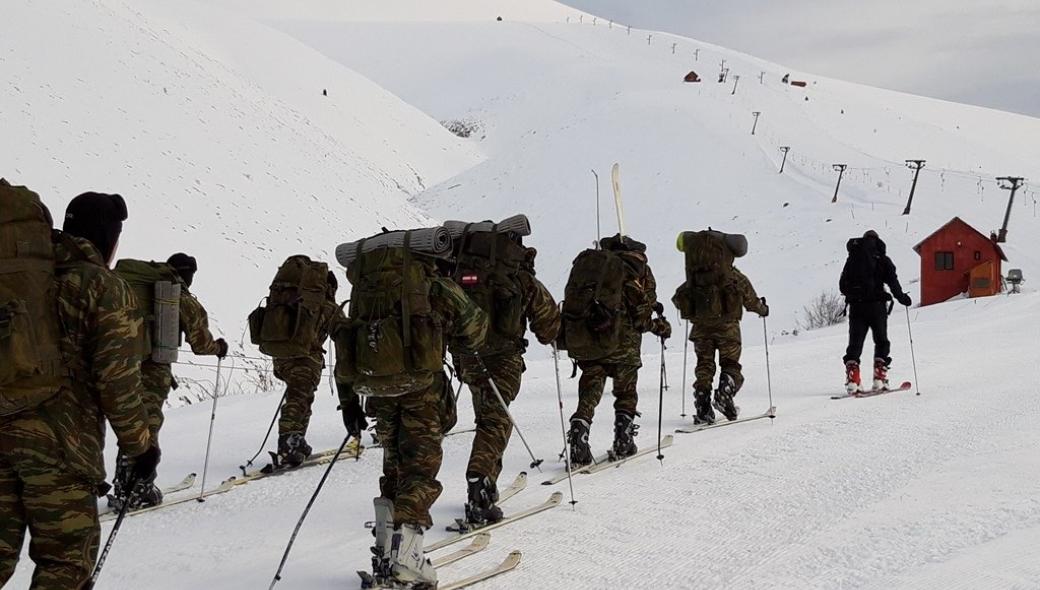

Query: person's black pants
844,301,890,365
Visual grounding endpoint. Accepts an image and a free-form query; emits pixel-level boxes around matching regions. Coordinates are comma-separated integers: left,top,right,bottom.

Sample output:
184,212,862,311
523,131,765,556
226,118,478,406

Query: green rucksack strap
401,231,413,370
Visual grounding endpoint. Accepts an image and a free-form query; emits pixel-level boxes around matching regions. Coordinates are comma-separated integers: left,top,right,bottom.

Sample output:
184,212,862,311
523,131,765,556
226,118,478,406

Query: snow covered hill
6,1,1040,589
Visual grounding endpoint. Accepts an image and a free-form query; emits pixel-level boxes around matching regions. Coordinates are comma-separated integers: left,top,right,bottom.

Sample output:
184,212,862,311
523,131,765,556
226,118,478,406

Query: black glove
340,393,368,439
215,338,229,359
897,293,912,307
759,297,770,318
130,445,161,483
650,317,672,340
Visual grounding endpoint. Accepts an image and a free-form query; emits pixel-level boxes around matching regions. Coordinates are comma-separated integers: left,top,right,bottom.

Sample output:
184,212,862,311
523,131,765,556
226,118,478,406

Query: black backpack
840,238,879,303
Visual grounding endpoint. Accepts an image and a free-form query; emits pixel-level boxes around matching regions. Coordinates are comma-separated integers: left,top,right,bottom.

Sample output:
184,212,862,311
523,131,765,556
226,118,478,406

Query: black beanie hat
167,253,198,287
63,192,128,262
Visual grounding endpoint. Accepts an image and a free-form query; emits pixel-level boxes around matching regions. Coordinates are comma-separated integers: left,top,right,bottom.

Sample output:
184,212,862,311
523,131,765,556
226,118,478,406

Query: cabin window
935,251,954,271
974,250,982,261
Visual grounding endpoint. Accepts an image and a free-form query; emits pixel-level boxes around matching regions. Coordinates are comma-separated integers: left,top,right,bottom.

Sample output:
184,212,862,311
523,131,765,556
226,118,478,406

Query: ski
99,472,196,517
540,452,611,486
831,381,912,400
497,471,527,505
611,162,626,235
427,492,563,553
100,480,234,521
439,551,522,590
586,435,675,474
225,439,363,487
431,533,490,568
675,407,777,434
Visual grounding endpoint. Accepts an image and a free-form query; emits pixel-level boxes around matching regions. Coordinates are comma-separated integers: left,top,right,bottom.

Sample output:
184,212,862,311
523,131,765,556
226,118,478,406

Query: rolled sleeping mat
443,213,531,238
676,230,748,257
335,226,453,266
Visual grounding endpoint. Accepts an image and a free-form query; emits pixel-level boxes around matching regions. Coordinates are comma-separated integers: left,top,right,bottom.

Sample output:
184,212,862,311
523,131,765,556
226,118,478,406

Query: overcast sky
560,0,1040,118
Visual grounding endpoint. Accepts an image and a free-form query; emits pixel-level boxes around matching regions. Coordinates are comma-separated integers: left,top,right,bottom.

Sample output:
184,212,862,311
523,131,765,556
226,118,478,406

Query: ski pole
762,314,775,412
681,320,689,417
198,357,223,501
473,354,544,472
269,435,353,590
656,335,666,463
551,344,578,507
84,476,140,590
905,306,921,396
240,390,286,475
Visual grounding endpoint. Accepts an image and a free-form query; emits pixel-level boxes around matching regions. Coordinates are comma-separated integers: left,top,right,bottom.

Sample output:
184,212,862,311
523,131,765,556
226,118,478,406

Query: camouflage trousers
366,375,446,528
0,416,99,590
691,321,744,392
141,361,175,444
274,356,323,437
459,354,524,485
570,362,640,424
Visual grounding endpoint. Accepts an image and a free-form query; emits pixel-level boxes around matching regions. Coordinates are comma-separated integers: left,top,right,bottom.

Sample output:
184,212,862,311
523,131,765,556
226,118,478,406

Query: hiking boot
277,432,312,468
389,524,437,588
845,360,861,393
567,419,594,467
713,374,739,421
465,473,503,525
872,358,890,391
693,387,715,425
610,412,639,460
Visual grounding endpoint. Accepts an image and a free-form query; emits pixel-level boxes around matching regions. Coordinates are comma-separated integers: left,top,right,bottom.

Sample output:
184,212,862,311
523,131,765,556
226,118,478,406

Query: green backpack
114,259,183,364
451,230,527,354
0,180,67,417
249,255,329,358
560,248,627,361
676,230,746,321
334,242,444,397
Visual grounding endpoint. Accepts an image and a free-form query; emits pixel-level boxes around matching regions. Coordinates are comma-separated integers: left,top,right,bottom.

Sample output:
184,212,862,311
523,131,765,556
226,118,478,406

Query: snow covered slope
0,0,482,378
271,7,1040,335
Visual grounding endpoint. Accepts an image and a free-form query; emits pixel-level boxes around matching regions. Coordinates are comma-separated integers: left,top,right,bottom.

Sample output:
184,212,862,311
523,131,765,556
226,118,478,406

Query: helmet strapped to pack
0,180,68,416
673,230,747,321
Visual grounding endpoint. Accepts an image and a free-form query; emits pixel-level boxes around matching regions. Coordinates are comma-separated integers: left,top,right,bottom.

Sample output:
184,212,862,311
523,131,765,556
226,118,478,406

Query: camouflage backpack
451,230,527,354
0,180,67,417
114,259,183,364
675,230,747,321
249,255,329,358
333,241,444,397
560,248,627,361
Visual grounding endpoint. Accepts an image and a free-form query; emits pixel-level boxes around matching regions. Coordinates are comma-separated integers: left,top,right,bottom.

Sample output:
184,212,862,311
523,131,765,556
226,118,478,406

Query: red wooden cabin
684,71,701,83
913,217,1007,306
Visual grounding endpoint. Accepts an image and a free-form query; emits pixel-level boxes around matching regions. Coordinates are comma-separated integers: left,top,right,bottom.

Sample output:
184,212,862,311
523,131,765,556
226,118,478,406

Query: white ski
439,551,522,590
497,471,527,505
431,533,491,568
540,453,611,486
611,162,626,235
426,492,563,553
675,407,777,434
586,435,675,474
225,439,363,487
831,381,912,400
100,480,234,521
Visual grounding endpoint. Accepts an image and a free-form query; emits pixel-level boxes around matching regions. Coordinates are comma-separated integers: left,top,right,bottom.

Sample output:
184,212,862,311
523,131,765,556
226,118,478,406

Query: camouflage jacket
433,277,489,352
691,267,766,333
179,287,222,356
521,273,561,347
50,236,151,481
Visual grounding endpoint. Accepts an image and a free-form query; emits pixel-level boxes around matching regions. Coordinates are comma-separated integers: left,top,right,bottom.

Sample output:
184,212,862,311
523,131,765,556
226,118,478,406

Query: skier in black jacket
839,230,911,392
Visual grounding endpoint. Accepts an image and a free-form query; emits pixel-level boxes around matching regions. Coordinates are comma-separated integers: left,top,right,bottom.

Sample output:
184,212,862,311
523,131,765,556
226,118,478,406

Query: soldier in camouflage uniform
115,252,227,508
689,267,768,424
0,190,158,590
338,249,487,588
274,271,345,467
453,246,560,524
568,235,671,466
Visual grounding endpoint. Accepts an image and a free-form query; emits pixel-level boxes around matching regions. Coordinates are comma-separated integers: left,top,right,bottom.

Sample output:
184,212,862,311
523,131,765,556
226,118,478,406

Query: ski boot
360,497,394,589
389,524,437,589
567,419,594,467
693,387,716,425
135,483,164,509
465,472,503,526
872,358,890,391
845,360,862,394
713,374,740,421
609,412,639,461
276,432,312,468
